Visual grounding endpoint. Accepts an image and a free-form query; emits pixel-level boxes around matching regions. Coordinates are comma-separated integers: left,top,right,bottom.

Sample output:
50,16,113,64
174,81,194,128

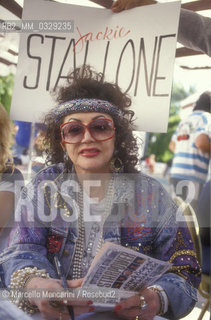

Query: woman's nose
81,127,95,143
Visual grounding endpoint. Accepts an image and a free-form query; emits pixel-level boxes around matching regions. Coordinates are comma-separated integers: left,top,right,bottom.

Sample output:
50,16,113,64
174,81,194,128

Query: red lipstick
79,148,100,157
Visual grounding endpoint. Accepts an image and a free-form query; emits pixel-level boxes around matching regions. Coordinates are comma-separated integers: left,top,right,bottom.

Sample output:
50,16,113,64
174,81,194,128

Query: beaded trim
168,249,197,263
72,176,115,279
9,267,50,314
52,98,124,121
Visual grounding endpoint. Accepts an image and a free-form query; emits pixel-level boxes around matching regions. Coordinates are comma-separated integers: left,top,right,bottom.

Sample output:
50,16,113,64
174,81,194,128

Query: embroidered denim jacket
0,164,201,319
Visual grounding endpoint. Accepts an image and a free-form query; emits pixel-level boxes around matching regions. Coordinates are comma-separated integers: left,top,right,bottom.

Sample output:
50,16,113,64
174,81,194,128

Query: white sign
10,0,180,132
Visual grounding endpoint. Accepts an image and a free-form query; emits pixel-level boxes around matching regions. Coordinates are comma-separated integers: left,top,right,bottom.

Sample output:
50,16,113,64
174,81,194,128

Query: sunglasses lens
89,119,114,141
62,123,84,143
61,119,114,143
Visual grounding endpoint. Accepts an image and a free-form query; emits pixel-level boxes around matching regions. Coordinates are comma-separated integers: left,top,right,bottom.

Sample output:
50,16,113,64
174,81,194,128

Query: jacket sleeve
0,173,58,287
178,9,211,56
151,184,201,319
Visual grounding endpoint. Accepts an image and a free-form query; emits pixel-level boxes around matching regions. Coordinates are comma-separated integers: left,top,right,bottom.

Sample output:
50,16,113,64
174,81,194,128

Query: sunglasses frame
60,118,115,144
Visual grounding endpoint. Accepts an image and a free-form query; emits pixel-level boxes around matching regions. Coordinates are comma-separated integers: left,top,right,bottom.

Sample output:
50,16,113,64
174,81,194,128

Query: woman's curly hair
0,104,14,173
44,66,139,173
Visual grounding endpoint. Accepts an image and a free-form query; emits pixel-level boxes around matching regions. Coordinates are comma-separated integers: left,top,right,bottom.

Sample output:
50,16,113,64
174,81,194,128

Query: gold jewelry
9,267,50,314
148,286,165,316
50,301,62,309
110,157,123,173
139,295,148,310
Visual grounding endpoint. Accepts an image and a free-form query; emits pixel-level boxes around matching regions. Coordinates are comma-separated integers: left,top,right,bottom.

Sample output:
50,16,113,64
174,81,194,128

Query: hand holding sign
111,0,157,12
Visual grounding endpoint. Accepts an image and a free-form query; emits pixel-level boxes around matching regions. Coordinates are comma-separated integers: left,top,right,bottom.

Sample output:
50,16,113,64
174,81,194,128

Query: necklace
72,176,114,280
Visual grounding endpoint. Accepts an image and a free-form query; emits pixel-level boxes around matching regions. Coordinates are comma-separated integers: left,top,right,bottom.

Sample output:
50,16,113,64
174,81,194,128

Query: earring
110,157,124,173
64,152,69,162
64,151,71,172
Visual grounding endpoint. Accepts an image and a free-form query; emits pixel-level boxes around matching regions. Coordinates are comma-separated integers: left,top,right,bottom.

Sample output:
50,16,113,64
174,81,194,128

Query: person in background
111,0,211,56
12,120,32,165
13,121,47,170
32,124,47,173
168,92,211,210
0,104,24,254
0,66,200,320
145,154,156,174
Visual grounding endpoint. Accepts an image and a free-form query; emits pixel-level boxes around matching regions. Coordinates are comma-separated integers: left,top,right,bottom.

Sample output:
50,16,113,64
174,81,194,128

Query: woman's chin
75,162,110,174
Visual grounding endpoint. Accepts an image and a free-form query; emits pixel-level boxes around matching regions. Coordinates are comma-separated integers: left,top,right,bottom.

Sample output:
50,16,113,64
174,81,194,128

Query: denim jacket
0,164,201,319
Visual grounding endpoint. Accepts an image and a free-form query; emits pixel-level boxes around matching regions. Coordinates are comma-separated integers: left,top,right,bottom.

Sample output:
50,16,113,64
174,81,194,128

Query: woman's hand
111,0,157,13
114,288,161,320
26,277,93,320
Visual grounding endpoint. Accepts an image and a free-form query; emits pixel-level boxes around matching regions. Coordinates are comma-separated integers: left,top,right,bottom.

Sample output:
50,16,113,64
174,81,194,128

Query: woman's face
61,112,115,174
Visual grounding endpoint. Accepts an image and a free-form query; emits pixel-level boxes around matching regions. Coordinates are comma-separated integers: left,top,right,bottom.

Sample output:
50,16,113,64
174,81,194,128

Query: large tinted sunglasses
60,118,115,144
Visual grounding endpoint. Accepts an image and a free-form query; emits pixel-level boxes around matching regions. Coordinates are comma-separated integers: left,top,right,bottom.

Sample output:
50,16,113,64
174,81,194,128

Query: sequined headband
52,98,124,121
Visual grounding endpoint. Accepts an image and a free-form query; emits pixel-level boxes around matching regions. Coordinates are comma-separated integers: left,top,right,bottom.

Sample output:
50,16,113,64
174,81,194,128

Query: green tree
147,83,195,163
0,74,15,114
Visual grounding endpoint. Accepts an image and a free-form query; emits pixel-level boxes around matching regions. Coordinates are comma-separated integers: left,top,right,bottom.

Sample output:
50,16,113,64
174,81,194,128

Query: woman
0,67,200,320
0,104,23,254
